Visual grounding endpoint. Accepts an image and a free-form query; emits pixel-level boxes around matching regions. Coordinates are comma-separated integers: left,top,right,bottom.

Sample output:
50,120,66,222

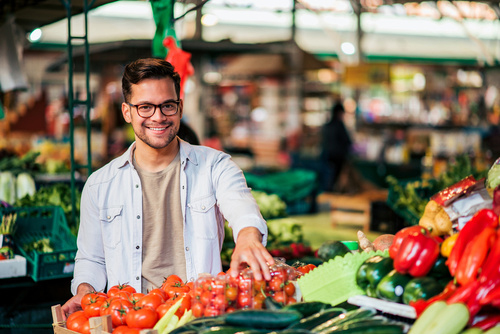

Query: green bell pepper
376,269,412,303
402,276,443,305
428,254,451,281
356,255,394,297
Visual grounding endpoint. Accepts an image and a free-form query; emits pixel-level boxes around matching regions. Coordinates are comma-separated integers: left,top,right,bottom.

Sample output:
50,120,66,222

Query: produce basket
0,206,77,281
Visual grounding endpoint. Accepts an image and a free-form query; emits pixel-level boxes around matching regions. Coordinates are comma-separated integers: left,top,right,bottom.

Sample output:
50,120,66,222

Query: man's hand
61,283,96,320
229,227,275,281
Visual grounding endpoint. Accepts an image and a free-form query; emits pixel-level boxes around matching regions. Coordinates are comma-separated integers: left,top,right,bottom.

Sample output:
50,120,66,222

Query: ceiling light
201,14,219,26
340,42,356,55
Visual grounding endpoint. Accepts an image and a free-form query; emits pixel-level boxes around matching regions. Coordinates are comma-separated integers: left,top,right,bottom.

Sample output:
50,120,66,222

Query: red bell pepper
455,227,497,286
472,314,500,331
479,229,500,283
446,209,499,276
446,279,480,304
389,225,423,259
393,227,440,277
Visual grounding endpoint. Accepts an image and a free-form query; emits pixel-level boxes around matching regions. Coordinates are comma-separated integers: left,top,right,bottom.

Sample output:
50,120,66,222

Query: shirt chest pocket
188,194,217,240
100,206,123,249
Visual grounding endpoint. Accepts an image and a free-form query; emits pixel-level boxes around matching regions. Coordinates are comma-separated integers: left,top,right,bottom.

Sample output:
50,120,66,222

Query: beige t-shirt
133,152,186,293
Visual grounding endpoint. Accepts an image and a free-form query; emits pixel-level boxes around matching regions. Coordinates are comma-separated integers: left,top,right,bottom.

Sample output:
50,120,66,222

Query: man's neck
134,138,180,172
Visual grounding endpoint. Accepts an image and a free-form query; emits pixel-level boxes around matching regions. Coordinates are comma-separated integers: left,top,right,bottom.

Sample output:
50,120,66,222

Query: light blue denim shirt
71,138,268,295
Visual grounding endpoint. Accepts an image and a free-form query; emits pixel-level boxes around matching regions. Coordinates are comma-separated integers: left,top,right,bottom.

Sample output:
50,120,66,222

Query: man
62,58,273,316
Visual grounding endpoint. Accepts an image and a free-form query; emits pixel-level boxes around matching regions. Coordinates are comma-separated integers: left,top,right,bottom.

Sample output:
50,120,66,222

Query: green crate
0,206,76,282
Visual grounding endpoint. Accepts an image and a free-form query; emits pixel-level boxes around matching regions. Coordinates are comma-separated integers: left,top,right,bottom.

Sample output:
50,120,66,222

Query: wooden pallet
51,305,157,334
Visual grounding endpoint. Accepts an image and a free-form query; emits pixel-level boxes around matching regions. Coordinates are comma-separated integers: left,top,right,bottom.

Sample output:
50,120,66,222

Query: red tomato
269,277,284,292
129,293,145,305
66,313,90,334
136,294,163,310
164,282,190,299
108,299,133,327
272,291,286,305
213,293,227,310
253,280,266,294
148,288,167,302
175,295,192,318
237,277,252,292
66,310,86,323
83,298,105,318
200,291,212,306
126,307,158,329
191,302,205,318
81,292,106,310
286,296,297,305
112,326,140,334
156,302,172,319
162,275,183,287
297,265,311,274
108,284,137,298
113,291,132,301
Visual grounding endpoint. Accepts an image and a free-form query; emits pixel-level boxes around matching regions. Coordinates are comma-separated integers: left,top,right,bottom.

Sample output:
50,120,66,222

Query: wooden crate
51,305,157,334
318,190,388,233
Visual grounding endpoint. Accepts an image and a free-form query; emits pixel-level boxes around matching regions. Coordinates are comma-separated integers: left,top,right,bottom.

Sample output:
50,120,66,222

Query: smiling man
62,58,273,317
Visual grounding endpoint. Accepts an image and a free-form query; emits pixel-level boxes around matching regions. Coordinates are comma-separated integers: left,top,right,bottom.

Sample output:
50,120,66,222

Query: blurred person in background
321,100,352,192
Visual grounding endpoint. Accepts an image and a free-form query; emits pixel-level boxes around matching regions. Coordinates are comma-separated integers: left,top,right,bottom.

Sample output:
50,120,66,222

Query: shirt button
137,215,140,219
135,184,139,188
190,277,194,281
182,186,185,189
186,247,189,251
136,245,140,249
136,276,139,280
201,206,205,210
107,216,111,219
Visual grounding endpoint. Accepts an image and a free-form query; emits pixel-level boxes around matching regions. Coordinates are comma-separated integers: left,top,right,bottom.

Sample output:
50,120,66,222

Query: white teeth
150,127,166,131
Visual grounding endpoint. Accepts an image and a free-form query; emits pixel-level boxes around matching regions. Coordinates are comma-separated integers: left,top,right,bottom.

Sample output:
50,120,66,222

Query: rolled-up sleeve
71,181,107,295
212,153,268,246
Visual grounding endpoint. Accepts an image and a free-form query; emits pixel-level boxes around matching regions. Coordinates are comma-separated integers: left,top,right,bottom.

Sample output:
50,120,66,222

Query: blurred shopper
62,58,273,317
321,100,352,192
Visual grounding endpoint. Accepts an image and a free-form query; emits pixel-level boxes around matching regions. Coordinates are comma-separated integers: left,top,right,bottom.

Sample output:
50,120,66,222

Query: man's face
122,77,183,150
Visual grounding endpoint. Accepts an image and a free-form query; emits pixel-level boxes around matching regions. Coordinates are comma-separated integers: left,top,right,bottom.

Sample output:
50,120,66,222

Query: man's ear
122,102,132,123
178,99,184,119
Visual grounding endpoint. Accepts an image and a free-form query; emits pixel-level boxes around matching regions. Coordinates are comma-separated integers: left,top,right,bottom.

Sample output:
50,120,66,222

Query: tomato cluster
66,276,193,334
191,264,302,318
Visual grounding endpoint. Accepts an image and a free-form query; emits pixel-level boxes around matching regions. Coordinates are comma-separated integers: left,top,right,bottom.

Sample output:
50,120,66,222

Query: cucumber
485,328,500,334
320,323,405,334
268,330,314,334
187,316,226,327
287,308,346,330
282,301,332,317
198,326,256,334
224,309,302,330
408,300,447,334
311,307,377,333
318,318,390,334
425,303,470,334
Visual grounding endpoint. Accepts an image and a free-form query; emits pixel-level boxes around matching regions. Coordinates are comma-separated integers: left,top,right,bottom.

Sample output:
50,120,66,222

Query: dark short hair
122,58,181,102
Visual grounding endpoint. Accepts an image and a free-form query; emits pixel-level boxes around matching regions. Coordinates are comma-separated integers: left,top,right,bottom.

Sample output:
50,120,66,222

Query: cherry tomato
200,291,212,306
237,293,252,308
213,293,227,310
225,286,238,302
204,306,221,317
286,296,297,305
253,280,266,294
268,277,284,292
272,291,286,305
297,265,311,274
284,282,296,297
191,302,205,318
126,307,158,329
108,284,137,298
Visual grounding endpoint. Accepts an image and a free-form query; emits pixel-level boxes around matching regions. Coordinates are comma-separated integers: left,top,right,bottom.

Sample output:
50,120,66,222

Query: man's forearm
76,283,96,295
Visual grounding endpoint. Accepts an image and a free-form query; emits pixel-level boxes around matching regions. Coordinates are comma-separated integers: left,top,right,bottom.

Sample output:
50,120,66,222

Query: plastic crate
0,206,77,282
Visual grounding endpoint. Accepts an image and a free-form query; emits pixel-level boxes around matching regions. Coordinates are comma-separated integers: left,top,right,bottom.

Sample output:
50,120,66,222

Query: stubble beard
135,121,179,149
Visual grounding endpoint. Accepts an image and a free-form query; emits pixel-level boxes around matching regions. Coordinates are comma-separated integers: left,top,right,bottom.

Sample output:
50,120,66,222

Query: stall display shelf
0,254,26,279
0,206,77,281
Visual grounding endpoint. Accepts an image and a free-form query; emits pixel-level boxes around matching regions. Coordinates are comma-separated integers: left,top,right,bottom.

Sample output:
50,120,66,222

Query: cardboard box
0,255,27,279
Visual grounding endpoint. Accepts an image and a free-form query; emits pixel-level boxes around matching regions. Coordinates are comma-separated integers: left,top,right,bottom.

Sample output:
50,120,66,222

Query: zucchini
408,300,447,334
287,308,346,330
268,330,314,334
425,303,470,334
485,328,500,334
321,323,405,334
311,308,377,333
282,301,332,317
187,316,226,327
224,309,302,330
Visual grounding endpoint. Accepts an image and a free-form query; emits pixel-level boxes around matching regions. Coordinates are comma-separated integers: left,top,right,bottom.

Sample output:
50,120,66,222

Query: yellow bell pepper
441,233,459,258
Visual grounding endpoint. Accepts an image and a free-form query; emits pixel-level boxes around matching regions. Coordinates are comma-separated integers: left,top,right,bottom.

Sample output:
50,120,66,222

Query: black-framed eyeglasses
128,100,180,118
